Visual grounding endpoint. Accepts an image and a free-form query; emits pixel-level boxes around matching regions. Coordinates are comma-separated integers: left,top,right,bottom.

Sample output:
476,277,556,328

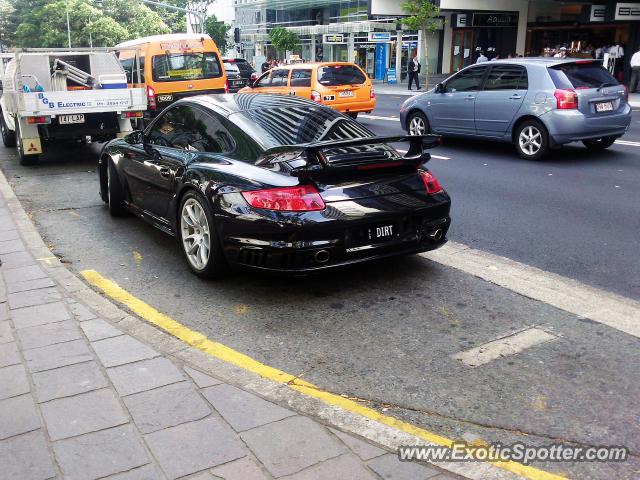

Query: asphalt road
1,97,640,479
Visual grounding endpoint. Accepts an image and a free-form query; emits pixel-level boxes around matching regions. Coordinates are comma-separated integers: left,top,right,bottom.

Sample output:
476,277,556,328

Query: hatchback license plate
596,102,613,112
339,90,354,98
232,79,246,86
59,114,84,125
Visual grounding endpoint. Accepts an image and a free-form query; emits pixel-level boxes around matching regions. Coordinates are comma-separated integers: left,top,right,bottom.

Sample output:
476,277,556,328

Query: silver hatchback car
399,58,632,160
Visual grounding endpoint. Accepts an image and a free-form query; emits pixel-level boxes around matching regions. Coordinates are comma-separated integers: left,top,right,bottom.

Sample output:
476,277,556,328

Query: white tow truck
0,48,147,165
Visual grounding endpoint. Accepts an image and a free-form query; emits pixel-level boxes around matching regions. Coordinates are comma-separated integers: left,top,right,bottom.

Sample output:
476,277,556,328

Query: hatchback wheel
515,120,548,160
179,192,227,278
408,112,429,136
583,136,616,150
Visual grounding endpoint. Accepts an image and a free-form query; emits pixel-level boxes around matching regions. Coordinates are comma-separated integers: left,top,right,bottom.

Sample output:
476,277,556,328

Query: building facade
231,0,640,81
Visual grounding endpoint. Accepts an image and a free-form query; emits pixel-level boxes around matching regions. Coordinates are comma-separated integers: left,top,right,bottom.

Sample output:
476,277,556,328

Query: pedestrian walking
407,52,421,91
629,45,640,93
261,58,271,73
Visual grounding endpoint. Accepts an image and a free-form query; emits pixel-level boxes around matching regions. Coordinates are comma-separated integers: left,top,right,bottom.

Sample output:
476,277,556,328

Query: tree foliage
0,0,16,49
204,15,231,54
268,26,299,56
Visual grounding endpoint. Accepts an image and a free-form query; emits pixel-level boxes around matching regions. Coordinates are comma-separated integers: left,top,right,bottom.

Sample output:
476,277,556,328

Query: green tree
0,0,16,49
401,0,441,88
101,0,170,39
204,15,231,54
268,26,299,59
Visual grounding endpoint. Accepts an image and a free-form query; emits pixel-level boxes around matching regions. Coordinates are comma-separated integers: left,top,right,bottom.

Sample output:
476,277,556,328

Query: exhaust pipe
314,249,331,264
429,229,443,241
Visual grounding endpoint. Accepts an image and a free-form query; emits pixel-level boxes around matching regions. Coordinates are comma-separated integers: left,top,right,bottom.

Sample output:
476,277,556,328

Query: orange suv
240,62,375,118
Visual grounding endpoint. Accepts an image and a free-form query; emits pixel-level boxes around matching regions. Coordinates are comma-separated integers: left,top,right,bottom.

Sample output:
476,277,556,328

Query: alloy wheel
519,126,542,156
409,116,426,136
180,198,211,270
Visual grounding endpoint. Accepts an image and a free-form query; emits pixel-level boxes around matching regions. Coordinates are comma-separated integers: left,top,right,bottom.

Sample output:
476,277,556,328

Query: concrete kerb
0,167,523,480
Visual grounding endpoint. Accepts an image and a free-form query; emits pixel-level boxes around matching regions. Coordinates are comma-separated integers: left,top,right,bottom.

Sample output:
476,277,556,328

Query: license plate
157,94,173,102
339,90,354,98
59,114,84,125
348,223,397,251
596,101,613,112
232,79,246,86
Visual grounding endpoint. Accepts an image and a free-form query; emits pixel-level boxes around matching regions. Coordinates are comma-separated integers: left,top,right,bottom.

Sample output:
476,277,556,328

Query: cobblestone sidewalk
0,185,463,479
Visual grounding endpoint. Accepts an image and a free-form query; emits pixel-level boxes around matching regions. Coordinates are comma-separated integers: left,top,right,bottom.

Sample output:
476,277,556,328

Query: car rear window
234,60,254,76
548,62,618,89
317,65,366,86
152,53,222,82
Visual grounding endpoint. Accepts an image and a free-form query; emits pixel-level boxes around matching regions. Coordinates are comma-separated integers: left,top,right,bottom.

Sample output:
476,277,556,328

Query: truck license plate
596,102,613,113
59,114,85,124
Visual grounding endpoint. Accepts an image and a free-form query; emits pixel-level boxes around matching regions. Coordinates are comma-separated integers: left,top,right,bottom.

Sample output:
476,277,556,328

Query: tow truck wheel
0,113,16,148
16,122,39,166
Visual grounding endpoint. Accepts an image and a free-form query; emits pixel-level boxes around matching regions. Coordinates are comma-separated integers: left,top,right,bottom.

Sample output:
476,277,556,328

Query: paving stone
0,251,35,269
0,229,20,242
240,416,346,478
0,303,8,321
11,301,71,329
32,361,109,402
0,341,20,367
41,388,129,440
210,456,271,480
0,394,41,440
80,318,123,341
0,239,23,255
7,278,56,294
367,453,442,480
69,302,97,321
8,287,62,310
93,335,159,367
0,321,13,344
24,339,93,373
107,357,184,396
184,365,223,388
123,381,211,433
107,464,164,480
2,264,47,283
0,430,56,480
53,424,149,480
329,428,386,460
0,363,30,399
282,453,378,480
17,320,81,350
144,417,246,479
202,383,295,432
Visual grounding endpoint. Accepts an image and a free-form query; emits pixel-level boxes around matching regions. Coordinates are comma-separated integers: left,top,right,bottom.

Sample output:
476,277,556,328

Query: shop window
484,66,528,90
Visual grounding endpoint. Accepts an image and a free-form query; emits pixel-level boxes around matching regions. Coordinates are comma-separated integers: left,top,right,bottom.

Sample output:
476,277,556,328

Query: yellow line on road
81,269,565,480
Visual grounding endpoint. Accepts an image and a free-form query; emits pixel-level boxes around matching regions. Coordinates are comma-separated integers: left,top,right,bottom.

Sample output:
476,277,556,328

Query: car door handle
510,94,522,100
159,167,171,178
465,95,475,101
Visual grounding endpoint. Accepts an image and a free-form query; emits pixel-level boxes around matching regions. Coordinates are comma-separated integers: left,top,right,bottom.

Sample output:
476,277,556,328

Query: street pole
66,0,72,48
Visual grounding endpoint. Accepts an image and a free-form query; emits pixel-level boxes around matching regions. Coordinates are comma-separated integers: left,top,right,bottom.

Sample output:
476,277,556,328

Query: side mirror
434,83,445,94
125,130,143,145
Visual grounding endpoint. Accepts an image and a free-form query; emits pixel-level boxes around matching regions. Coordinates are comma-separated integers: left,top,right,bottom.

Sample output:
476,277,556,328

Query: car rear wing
256,135,442,178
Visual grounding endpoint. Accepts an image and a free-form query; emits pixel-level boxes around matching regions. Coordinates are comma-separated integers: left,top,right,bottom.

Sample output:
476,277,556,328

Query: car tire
514,120,549,161
582,136,616,150
346,112,358,119
178,191,228,279
16,121,39,166
408,111,430,136
106,159,127,216
0,113,16,148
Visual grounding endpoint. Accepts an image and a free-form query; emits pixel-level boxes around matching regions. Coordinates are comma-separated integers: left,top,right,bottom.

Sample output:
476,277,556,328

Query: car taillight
622,84,628,103
121,111,143,119
224,80,229,93
241,185,325,212
146,85,156,110
250,72,258,81
554,89,578,109
370,87,376,99
419,171,443,195
27,116,50,124
311,90,322,102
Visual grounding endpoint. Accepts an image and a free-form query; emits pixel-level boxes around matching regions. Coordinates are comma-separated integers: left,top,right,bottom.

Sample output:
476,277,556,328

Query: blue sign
368,32,391,42
387,68,397,84
375,43,388,81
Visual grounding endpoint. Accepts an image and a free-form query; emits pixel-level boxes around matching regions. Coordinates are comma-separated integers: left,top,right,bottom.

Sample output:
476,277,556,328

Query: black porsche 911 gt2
98,94,451,277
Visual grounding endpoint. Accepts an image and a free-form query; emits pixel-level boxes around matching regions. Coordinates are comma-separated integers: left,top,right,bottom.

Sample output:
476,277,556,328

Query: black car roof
185,93,324,118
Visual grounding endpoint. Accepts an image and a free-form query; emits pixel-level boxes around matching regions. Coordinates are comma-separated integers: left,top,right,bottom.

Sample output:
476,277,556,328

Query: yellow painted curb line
81,269,566,480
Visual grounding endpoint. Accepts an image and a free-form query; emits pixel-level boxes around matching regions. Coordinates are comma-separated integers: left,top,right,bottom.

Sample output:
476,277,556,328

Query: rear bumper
216,191,451,273
542,105,632,144
331,99,377,114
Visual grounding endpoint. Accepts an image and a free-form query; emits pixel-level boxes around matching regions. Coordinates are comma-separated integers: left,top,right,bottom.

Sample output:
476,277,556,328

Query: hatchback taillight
224,80,229,93
419,171,443,195
370,87,376,99
622,85,628,103
311,90,322,103
241,185,325,211
146,85,156,110
554,89,578,109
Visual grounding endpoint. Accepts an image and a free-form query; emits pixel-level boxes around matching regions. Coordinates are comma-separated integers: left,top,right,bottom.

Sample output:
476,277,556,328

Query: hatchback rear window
548,62,618,89
152,53,222,82
317,65,366,86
